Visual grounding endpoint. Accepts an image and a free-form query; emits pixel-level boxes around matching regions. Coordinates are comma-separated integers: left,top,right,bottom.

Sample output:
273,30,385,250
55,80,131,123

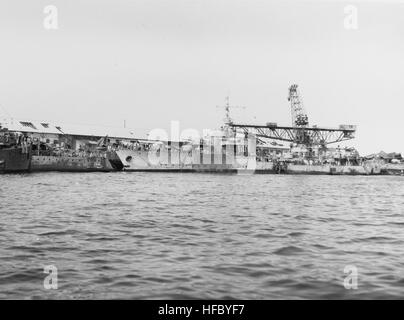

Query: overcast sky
0,0,403,154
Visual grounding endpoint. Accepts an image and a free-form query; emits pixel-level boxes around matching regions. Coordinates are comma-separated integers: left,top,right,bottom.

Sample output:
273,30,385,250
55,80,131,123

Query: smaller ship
381,164,404,176
30,139,118,172
0,125,32,174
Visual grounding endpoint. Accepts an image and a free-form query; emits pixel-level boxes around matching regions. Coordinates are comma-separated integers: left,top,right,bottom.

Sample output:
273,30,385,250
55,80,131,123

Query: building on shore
0,118,150,151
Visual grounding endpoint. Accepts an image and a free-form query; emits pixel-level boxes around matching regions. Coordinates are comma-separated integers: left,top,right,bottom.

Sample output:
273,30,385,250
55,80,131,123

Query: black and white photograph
1,0,404,307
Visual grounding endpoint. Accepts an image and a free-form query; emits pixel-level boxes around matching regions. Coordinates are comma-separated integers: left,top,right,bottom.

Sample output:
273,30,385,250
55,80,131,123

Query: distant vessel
381,163,404,176
0,147,31,173
29,140,119,173
0,126,31,173
0,121,123,173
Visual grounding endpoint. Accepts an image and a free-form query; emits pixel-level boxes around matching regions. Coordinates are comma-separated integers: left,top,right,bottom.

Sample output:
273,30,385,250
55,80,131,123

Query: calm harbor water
0,172,404,299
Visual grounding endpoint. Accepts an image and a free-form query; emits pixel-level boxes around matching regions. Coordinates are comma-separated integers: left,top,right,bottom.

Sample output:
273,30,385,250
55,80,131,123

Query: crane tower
288,84,309,127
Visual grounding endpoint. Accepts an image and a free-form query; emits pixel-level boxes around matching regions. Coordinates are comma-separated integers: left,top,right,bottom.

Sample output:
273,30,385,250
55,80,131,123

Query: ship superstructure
114,128,257,173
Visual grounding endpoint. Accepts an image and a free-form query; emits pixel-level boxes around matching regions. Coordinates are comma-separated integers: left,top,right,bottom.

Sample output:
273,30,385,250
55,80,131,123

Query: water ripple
0,173,404,299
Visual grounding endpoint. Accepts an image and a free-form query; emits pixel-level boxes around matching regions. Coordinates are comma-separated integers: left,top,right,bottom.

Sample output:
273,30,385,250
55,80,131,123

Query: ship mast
217,96,246,136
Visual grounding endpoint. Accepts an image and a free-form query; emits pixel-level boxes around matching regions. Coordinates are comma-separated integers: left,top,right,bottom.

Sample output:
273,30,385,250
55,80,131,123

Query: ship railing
37,150,108,159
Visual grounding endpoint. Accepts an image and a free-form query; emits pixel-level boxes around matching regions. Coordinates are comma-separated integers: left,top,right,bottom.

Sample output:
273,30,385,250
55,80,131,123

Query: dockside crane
288,84,312,146
228,84,357,147
289,84,309,127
